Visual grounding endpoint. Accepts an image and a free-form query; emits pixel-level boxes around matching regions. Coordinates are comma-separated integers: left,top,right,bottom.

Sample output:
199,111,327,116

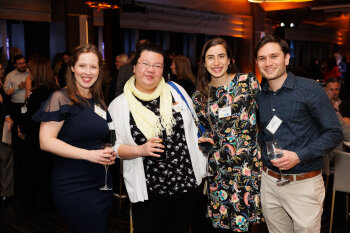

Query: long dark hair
196,38,235,103
65,44,106,109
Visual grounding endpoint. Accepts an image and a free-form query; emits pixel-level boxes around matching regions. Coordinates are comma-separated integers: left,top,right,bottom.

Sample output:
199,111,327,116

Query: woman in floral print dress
192,38,264,232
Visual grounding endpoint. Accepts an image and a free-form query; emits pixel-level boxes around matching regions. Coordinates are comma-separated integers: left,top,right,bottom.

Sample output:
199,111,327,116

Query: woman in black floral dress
192,38,264,232
108,42,206,233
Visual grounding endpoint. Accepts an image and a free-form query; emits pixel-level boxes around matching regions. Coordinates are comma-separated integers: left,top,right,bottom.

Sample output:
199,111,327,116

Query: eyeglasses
137,62,163,70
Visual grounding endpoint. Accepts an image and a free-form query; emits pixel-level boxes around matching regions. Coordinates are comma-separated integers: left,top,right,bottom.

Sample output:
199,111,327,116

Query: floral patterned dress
192,72,264,232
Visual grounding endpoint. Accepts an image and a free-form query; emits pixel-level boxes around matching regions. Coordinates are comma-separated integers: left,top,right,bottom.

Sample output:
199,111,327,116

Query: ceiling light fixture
248,0,313,3
85,1,120,11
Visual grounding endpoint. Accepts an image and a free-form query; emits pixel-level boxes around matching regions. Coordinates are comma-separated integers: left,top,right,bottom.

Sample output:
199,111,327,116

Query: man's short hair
255,35,290,58
14,54,25,63
326,77,341,86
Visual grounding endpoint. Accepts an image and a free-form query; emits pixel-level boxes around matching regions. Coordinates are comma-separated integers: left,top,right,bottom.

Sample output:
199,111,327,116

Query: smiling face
71,52,99,96
133,50,164,94
256,42,290,82
204,44,230,80
325,81,340,100
15,58,27,73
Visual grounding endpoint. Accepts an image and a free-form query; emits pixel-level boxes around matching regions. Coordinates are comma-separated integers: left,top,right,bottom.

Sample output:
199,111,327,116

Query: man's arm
296,84,342,161
273,83,342,170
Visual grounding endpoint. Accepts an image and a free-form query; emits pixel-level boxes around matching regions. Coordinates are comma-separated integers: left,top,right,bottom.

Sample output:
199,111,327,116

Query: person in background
5,47,22,76
323,56,341,83
323,84,350,150
324,78,350,119
57,51,71,88
4,54,28,163
0,62,14,206
170,55,196,96
107,53,128,104
255,35,342,233
115,39,150,98
108,42,206,233
32,44,116,233
115,53,128,70
18,55,59,206
192,37,263,232
334,52,347,80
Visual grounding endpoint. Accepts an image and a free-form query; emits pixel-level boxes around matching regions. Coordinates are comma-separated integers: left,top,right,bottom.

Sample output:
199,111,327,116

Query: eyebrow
206,53,226,57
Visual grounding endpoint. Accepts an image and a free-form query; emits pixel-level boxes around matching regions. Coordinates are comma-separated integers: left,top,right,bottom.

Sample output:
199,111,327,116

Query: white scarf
123,76,175,140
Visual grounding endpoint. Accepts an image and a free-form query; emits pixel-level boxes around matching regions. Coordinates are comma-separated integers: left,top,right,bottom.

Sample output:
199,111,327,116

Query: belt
263,166,321,182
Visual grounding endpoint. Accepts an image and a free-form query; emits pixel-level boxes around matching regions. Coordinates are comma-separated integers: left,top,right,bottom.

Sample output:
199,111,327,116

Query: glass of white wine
266,141,290,185
100,143,113,191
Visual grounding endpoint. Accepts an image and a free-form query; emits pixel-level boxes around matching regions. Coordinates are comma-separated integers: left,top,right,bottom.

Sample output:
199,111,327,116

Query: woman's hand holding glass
87,146,116,165
139,137,165,158
198,132,214,177
198,132,214,154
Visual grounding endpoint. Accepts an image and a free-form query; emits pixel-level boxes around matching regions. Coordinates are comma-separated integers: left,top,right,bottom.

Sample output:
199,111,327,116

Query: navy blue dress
33,89,113,233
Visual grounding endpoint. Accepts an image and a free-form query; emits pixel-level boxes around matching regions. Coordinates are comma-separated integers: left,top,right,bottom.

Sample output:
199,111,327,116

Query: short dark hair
326,77,341,86
132,42,165,66
14,54,25,63
255,35,290,58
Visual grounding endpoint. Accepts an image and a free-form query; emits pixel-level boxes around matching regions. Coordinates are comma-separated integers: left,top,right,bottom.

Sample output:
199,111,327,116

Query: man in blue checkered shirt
255,35,342,233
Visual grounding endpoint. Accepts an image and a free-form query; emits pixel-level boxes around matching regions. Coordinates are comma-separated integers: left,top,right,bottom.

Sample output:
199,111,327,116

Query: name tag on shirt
94,104,106,120
266,115,282,134
21,105,27,114
173,102,186,112
219,106,231,118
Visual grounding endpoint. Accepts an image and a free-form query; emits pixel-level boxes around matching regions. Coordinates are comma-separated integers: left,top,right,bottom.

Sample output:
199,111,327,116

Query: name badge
94,104,106,120
266,115,282,134
219,106,231,118
173,102,186,112
21,105,27,114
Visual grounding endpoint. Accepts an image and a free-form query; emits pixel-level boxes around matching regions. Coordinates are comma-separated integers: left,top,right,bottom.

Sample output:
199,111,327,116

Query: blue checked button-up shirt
257,72,342,174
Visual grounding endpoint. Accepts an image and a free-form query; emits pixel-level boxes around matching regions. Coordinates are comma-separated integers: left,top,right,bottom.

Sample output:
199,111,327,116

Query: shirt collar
15,68,29,75
262,71,295,93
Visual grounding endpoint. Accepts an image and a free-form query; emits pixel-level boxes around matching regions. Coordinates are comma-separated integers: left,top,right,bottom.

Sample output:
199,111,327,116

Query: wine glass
265,141,290,185
100,143,113,191
154,132,164,161
199,132,214,177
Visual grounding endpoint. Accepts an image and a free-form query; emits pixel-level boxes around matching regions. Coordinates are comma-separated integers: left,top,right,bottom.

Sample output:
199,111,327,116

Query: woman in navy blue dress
33,44,116,233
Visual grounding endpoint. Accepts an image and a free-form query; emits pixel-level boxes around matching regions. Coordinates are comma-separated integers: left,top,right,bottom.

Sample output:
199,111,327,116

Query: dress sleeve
31,89,76,122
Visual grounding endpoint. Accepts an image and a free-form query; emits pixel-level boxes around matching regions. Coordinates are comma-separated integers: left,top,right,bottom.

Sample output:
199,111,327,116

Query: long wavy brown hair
65,44,106,109
196,38,235,103
28,56,58,92
172,55,195,83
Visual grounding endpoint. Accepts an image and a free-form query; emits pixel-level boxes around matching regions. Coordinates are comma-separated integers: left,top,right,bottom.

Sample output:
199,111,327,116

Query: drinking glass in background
265,140,290,185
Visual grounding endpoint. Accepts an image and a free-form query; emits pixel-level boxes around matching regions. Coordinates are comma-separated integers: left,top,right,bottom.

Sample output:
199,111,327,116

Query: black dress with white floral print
130,97,197,196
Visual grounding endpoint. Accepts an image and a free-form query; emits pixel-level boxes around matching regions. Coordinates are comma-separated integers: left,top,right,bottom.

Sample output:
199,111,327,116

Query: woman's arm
117,137,164,160
25,74,32,99
39,121,116,165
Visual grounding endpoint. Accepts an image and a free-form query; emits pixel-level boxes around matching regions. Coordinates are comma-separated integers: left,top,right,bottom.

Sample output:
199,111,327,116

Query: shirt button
273,93,276,96
272,109,275,111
